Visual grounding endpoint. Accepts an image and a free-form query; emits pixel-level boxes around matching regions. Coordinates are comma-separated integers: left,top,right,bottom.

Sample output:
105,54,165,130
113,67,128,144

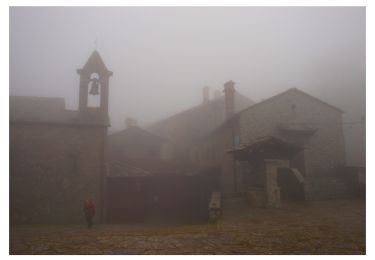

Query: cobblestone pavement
9,198,365,255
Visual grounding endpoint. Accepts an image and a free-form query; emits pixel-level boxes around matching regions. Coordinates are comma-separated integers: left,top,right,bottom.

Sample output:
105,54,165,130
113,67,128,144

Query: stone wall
194,118,240,194
304,175,353,200
147,92,253,147
108,126,176,161
10,123,106,224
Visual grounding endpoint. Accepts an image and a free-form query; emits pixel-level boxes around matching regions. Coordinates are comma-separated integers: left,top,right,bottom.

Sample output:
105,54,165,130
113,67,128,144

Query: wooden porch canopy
277,123,318,136
227,136,303,162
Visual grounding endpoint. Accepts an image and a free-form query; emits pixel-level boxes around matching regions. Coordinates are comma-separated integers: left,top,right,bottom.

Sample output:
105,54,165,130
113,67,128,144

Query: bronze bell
89,79,100,95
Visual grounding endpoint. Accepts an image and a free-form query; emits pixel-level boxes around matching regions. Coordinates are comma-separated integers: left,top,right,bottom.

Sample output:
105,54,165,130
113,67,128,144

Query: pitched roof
210,88,344,136
117,158,198,175
240,135,302,151
77,51,113,75
227,136,303,160
147,91,255,143
109,125,172,144
237,88,343,116
10,96,109,126
109,159,153,177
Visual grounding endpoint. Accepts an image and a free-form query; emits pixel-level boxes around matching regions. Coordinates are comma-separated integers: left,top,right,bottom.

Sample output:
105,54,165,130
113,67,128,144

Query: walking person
83,197,96,228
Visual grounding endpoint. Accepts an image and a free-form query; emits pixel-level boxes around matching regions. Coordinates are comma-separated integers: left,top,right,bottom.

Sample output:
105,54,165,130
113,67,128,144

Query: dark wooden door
106,177,147,223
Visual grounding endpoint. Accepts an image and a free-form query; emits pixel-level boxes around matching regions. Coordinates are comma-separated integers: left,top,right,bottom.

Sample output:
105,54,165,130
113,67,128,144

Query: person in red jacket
83,197,96,228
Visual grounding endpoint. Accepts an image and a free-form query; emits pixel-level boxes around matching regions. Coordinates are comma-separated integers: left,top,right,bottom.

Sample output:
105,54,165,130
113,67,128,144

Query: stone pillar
223,80,235,119
264,159,289,208
78,72,89,111
100,126,108,224
202,86,209,104
100,75,110,116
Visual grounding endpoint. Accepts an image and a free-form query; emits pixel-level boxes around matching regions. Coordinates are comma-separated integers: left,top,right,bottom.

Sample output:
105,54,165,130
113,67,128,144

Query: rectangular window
234,135,240,148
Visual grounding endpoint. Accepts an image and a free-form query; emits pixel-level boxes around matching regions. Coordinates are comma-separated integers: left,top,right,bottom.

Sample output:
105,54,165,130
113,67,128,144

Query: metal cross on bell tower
94,36,98,51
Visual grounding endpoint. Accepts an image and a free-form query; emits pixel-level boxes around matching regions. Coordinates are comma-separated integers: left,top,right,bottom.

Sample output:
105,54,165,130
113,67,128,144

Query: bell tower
77,51,113,116
76,51,113,223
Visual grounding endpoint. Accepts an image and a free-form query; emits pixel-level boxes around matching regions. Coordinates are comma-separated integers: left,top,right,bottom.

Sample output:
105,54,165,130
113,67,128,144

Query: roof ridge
235,88,343,117
147,89,254,129
208,87,344,137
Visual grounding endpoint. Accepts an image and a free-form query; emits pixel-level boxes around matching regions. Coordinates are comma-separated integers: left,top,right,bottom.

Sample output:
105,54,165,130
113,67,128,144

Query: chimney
202,86,209,104
223,80,236,119
214,90,221,99
125,117,137,128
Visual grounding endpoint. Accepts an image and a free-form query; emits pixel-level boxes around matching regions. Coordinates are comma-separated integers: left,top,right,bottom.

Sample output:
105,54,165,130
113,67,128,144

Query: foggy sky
10,7,365,139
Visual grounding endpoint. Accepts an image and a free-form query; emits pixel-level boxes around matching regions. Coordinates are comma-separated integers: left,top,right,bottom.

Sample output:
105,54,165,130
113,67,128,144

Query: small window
234,135,241,148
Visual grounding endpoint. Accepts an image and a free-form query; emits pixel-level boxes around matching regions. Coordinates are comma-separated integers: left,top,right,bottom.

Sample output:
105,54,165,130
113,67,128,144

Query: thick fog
9,7,365,165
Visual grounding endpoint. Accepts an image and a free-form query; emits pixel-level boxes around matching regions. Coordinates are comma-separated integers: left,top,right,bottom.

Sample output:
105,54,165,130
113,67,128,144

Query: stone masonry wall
238,89,347,199
10,123,106,224
202,119,240,194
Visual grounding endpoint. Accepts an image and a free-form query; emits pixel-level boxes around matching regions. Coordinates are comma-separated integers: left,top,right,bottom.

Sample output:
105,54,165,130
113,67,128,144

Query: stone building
10,51,112,224
148,83,255,162
196,85,348,203
107,123,219,223
109,121,178,165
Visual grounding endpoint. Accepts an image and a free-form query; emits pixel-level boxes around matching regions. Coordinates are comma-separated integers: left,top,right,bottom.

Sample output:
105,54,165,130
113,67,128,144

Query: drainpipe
232,121,238,193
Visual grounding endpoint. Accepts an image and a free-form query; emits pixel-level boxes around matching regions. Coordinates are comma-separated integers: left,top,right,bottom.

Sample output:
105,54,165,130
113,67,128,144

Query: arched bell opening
77,51,113,115
88,72,101,108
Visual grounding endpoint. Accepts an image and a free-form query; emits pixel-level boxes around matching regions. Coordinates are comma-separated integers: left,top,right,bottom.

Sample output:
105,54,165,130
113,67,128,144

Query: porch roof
227,136,303,161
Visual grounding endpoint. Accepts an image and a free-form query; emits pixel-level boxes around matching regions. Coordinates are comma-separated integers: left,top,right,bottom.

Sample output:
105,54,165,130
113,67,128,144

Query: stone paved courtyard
9,198,365,255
